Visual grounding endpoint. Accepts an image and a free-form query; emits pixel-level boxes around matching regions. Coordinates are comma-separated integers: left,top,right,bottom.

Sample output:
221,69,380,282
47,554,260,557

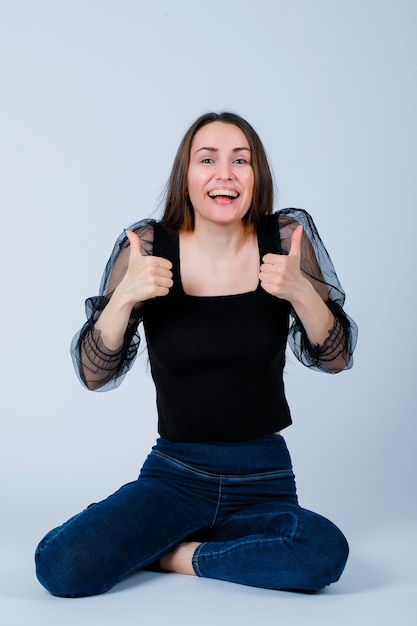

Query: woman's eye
234,158,247,164
201,158,214,164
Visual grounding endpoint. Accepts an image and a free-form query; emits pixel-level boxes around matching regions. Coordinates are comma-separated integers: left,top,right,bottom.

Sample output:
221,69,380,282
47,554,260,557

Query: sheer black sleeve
70,219,156,391
277,208,358,373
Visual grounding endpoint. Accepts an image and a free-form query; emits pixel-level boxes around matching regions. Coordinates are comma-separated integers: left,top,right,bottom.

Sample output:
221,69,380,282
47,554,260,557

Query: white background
0,1,416,624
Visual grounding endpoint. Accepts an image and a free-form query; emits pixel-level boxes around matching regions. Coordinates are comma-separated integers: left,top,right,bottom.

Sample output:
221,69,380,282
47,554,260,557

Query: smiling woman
35,111,358,598
186,122,255,229
163,112,274,232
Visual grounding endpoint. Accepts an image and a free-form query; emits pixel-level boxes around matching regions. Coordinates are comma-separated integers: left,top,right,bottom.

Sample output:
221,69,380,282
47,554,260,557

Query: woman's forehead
191,122,249,149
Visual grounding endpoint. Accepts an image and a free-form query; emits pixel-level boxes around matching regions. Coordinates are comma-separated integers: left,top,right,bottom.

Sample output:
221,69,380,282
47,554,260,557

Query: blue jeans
35,435,348,597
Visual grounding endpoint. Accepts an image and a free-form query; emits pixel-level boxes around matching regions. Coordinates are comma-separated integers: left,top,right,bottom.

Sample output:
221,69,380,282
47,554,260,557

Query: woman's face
187,122,254,229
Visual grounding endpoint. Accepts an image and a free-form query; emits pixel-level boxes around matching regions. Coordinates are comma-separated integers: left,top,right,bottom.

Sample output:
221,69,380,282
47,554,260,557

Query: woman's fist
259,225,306,303
116,230,173,305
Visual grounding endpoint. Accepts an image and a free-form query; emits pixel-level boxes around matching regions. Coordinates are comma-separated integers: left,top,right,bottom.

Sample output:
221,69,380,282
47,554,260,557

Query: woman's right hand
115,229,173,306
91,229,173,354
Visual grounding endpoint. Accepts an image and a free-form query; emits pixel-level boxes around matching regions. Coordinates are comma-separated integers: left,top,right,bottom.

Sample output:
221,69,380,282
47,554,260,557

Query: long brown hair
161,112,274,231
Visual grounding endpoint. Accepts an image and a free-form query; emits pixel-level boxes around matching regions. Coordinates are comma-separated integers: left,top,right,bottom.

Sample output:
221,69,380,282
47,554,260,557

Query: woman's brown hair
161,112,274,231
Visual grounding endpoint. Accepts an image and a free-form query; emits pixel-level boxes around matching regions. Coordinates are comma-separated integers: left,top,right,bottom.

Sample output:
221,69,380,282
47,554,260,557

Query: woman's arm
93,229,172,350
71,221,173,391
260,210,357,373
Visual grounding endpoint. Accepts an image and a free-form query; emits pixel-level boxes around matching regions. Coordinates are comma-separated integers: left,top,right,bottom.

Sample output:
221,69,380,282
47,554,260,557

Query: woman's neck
181,220,254,261
178,220,259,296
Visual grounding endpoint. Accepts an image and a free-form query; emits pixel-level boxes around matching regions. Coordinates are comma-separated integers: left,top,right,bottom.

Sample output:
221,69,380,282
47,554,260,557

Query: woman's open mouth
208,189,239,203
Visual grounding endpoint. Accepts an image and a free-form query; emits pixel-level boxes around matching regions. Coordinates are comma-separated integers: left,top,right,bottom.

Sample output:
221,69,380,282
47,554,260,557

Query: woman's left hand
259,225,307,304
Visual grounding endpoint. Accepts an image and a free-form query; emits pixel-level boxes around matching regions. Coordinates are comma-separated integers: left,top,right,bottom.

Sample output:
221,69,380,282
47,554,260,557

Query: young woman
35,112,358,597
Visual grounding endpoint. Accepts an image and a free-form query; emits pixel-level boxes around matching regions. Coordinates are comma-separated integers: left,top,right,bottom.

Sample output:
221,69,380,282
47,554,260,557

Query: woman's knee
35,527,110,598
300,512,349,590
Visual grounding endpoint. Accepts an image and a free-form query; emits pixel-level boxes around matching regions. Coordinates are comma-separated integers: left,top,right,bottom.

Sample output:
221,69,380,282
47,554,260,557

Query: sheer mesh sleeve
277,208,358,373
70,219,156,391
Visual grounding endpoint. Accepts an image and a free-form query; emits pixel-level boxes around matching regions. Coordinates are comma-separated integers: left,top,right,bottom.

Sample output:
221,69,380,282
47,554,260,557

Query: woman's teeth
208,190,239,198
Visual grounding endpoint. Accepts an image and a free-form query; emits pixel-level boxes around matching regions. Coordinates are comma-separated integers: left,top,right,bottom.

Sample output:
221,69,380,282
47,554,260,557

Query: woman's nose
215,160,233,179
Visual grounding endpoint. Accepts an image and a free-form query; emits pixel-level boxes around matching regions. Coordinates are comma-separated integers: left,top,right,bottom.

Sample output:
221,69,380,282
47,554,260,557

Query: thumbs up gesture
259,225,306,303
117,229,173,305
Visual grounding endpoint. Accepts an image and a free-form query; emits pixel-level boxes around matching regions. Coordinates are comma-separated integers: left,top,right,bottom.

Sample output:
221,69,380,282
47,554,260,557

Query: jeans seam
151,450,220,478
223,470,294,482
151,450,293,481
192,542,206,577
35,510,84,556
208,475,223,530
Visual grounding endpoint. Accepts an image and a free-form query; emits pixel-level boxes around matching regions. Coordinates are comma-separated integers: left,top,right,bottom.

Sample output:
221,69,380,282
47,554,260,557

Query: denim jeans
35,435,348,597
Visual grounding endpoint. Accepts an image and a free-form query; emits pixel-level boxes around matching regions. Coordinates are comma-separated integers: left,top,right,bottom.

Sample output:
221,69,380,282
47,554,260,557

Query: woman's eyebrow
193,146,250,155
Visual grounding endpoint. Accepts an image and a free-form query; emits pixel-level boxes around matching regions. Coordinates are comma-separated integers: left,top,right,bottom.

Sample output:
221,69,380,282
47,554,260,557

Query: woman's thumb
125,229,143,257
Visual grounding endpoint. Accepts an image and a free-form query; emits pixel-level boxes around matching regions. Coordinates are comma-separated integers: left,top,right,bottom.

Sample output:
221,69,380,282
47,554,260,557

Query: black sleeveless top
142,217,292,443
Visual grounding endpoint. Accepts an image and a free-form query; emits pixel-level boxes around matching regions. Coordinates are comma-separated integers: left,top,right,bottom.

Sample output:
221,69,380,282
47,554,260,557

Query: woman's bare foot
160,542,201,576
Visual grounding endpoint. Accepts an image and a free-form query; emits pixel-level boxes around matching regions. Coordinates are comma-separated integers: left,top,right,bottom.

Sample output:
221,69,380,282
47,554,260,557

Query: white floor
1,523,416,626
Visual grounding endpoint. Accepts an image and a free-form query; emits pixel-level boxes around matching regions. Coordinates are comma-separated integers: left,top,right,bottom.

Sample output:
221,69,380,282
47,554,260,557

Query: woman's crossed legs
35,439,348,597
